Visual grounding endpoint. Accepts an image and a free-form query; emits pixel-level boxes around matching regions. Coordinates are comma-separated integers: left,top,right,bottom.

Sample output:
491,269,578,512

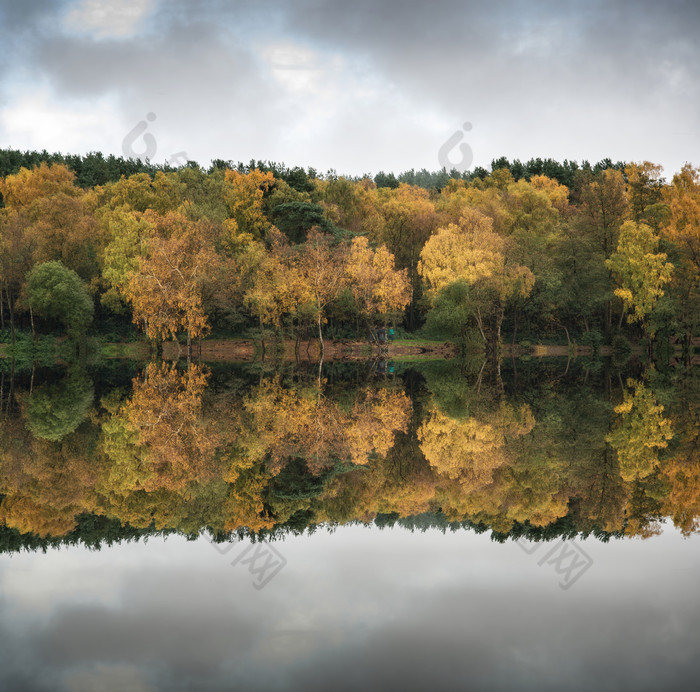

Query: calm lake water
0,357,698,690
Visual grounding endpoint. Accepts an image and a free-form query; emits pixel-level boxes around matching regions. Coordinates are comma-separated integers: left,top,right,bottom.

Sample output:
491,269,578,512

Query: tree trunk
8,358,15,414
29,305,35,338
259,316,265,360
475,307,488,345
317,312,324,358
495,306,504,351
8,286,15,346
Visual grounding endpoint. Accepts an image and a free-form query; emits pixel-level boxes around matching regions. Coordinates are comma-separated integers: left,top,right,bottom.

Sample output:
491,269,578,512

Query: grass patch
98,341,148,358
392,337,452,348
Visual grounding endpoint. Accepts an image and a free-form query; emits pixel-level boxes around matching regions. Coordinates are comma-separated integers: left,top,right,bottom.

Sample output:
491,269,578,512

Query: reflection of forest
1,359,699,550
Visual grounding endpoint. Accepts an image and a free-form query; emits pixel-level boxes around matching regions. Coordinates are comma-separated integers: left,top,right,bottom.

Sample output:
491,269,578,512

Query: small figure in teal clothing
388,327,395,342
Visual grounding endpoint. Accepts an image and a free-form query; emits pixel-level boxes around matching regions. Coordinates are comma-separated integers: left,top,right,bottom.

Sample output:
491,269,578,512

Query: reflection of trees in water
606,379,673,483
418,401,534,485
1,363,700,544
234,379,411,475
0,369,102,536
24,369,93,441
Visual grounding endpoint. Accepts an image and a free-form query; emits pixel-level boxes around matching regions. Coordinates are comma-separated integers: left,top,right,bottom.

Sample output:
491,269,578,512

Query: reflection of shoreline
5,339,700,363
0,512,639,557
0,339,459,362
122,339,459,362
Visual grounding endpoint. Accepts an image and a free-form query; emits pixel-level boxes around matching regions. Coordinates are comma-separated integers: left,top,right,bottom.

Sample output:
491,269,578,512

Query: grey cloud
36,22,264,103
1,0,699,174
0,0,61,32
276,0,700,104
0,0,65,90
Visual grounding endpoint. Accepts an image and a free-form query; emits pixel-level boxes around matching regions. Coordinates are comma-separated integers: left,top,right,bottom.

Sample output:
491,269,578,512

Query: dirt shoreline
149,339,613,361
158,339,459,361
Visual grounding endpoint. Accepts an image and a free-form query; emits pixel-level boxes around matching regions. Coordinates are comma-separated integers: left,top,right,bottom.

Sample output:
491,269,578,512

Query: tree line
1,152,698,352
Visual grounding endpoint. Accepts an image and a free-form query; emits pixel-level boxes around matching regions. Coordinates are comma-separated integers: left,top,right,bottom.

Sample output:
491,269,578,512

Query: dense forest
0,148,699,354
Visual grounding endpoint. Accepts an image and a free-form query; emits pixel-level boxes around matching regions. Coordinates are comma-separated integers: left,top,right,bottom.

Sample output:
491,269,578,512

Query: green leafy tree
25,260,94,337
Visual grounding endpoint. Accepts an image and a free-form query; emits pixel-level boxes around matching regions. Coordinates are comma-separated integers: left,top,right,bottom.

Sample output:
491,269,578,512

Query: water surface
0,357,698,690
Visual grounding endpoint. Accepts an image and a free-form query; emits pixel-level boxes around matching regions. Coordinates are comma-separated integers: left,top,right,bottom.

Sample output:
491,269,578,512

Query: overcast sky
0,0,698,177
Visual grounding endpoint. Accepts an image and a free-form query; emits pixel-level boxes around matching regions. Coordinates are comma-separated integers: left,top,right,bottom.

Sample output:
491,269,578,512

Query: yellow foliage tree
663,164,700,270
222,168,276,240
346,236,410,332
125,215,217,350
605,220,673,328
418,209,534,343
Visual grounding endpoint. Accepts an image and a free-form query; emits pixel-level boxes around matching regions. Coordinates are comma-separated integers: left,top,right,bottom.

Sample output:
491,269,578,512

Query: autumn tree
94,170,185,215
664,164,700,267
317,176,383,236
124,215,217,352
0,163,99,334
0,208,34,338
296,229,348,355
605,221,673,330
662,164,700,338
574,168,630,333
625,161,665,226
578,168,629,260
435,176,508,233
374,183,437,326
100,208,155,312
222,168,276,242
346,236,410,337
0,162,78,208
418,209,534,346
